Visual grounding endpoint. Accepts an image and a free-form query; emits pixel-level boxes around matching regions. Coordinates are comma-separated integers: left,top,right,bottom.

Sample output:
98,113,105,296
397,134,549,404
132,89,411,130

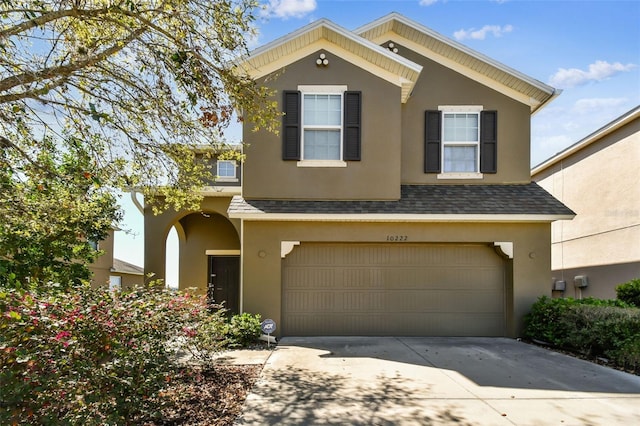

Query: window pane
443,146,477,172
443,113,478,142
304,94,341,125
304,130,340,160
217,161,235,177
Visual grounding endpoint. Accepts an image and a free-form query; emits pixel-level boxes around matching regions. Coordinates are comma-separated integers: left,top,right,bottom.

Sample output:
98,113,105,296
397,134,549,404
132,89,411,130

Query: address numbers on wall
386,235,408,242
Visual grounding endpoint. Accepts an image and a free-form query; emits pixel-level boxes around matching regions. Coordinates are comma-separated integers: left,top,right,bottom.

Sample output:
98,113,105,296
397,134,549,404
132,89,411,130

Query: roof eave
228,213,575,222
356,12,558,113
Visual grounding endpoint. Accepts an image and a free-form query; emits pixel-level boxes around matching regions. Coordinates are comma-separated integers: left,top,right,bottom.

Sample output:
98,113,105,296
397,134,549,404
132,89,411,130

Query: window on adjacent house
424,108,497,176
282,85,361,165
109,276,121,291
216,160,236,179
302,93,342,160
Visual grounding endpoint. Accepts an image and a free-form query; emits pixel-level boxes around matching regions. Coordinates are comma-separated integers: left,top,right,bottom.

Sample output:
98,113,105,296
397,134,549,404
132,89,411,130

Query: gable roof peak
237,16,422,103
356,12,559,114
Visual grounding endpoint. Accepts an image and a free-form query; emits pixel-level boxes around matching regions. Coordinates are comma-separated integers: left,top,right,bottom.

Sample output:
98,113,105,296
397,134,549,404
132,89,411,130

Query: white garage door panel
282,243,506,336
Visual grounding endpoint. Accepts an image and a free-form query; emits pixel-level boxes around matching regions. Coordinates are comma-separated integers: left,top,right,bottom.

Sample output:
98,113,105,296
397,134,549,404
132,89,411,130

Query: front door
207,255,240,314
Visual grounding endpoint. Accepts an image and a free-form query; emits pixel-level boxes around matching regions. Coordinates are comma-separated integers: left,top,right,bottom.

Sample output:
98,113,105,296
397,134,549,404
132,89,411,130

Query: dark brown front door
207,255,240,314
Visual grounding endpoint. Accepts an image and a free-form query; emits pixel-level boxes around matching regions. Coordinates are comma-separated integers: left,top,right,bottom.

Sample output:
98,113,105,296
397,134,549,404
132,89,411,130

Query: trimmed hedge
617,278,640,307
524,296,640,372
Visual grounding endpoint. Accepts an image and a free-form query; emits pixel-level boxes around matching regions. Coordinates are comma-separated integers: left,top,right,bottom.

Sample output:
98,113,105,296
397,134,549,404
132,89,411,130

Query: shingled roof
228,183,574,222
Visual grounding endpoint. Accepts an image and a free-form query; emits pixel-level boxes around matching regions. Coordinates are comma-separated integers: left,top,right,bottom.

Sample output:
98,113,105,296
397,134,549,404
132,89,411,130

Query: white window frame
109,275,122,291
297,85,348,168
216,160,238,182
437,105,484,180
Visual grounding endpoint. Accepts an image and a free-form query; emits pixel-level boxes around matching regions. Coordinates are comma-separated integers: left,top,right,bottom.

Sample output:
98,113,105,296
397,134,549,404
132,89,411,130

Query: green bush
227,312,262,348
524,296,640,371
616,278,640,307
0,283,229,425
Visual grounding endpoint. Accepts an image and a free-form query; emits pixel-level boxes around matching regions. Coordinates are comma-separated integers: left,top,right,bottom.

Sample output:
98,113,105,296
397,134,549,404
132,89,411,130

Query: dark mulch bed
148,364,262,426
525,339,639,376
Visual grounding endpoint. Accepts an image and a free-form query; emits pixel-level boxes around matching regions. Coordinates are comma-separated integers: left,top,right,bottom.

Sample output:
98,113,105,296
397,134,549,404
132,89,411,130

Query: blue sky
114,0,639,281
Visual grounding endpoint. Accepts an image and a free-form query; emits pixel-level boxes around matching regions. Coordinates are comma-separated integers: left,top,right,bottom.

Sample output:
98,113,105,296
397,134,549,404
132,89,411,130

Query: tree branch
0,26,145,97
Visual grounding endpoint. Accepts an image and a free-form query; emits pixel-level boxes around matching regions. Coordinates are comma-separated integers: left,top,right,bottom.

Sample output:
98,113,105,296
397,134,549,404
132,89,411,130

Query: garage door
282,243,506,336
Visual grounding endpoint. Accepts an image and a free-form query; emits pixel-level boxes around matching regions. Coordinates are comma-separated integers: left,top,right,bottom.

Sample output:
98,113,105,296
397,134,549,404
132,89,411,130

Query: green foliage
616,278,640,307
0,136,120,288
0,0,280,213
0,283,232,425
227,312,262,348
524,296,640,371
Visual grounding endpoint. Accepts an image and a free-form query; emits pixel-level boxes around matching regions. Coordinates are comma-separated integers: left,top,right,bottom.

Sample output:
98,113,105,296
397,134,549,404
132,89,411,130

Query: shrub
227,312,262,348
0,283,229,425
524,296,640,371
616,278,640,307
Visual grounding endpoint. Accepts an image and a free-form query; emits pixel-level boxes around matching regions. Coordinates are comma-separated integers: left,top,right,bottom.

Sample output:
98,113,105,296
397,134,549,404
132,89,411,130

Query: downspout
129,188,144,215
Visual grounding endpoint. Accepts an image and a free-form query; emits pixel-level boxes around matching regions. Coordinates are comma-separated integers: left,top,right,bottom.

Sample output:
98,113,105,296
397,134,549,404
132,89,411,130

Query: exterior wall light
388,42,399,53
316,53,329,66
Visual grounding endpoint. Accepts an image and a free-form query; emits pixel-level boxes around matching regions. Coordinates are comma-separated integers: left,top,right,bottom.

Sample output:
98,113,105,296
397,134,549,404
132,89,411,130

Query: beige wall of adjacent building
240,220,551,338
534,114,640,297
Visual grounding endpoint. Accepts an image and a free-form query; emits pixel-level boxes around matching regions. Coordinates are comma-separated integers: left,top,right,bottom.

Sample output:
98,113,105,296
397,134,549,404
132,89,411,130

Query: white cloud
548,60,637,88
571,97,628,114
419,0,439,6
263,0,316,19
453,24,513,41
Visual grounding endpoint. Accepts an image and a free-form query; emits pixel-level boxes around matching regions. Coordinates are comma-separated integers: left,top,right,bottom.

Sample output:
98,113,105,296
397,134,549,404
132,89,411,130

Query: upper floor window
302,93,343,160
216,160,237,181
282,85,361,166
442,112,479,173
425,106,497,177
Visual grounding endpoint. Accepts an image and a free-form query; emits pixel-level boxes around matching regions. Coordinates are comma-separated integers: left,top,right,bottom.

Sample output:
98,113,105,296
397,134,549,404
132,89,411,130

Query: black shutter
343,91,361,161
480,110,497,173
424,110,441,173
282,90,301,160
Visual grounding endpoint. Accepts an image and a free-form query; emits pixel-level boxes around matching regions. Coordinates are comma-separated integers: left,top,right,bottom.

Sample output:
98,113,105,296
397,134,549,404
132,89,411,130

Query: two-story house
144,13,574,338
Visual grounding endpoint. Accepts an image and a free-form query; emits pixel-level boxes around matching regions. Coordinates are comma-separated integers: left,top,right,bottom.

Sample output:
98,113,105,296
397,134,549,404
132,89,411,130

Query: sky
114,0,640,284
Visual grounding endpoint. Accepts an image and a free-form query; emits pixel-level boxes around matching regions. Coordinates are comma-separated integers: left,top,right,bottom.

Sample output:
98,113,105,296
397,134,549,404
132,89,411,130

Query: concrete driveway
235,337,640,425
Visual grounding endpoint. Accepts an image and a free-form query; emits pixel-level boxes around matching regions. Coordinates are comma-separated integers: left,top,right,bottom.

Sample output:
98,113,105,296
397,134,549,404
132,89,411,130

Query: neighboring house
89,228,144,290
144,13,573,337
532,106,640,299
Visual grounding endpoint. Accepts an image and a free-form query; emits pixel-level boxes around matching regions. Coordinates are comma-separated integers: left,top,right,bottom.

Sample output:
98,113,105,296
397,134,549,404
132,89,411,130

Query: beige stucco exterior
89,229,116,288
89,229,144,290
398,46,532,185
144,14,568,338
243,50,402,201
144,194,240,293
533,107,640,298
240,221,551,337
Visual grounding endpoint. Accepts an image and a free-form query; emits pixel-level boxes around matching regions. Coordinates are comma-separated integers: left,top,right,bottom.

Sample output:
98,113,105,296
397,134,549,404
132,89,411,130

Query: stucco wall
144,196,239,290
397,44,532,185
240,220,551,337
89,229,115,288
534,116,640,297
243,49,402,201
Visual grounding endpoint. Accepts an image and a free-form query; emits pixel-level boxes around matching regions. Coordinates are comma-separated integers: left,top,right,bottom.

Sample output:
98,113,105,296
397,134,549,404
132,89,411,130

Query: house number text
386,235,408,242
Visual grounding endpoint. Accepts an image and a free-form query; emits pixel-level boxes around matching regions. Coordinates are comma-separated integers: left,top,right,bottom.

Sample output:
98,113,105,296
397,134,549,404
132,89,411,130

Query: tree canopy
0,0,278,285
0,0,277,206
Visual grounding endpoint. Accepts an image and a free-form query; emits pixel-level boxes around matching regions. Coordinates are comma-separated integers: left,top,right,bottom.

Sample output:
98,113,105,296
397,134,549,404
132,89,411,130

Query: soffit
356,13,559,113
236,19,422,103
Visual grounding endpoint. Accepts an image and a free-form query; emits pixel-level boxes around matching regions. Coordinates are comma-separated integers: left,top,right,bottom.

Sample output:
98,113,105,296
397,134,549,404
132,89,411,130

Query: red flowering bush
0,283,229,425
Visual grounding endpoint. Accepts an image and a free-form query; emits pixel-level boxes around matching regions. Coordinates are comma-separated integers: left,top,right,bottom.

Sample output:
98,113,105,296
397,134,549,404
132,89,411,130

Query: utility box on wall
574,275,589,288
552,280,566,291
